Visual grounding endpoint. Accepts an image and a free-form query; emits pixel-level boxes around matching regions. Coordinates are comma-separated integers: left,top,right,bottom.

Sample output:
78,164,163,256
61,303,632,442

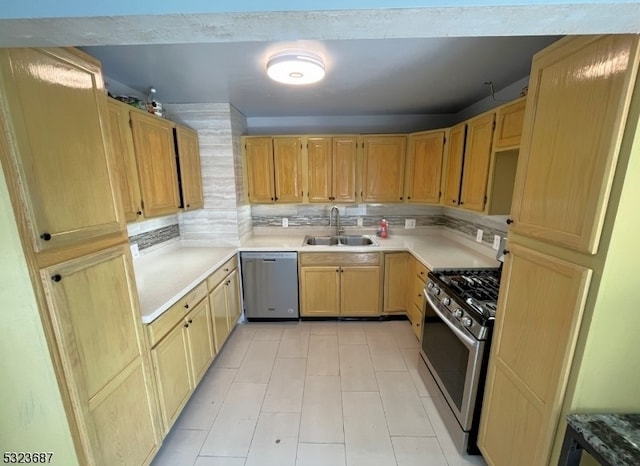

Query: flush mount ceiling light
266,50,325,85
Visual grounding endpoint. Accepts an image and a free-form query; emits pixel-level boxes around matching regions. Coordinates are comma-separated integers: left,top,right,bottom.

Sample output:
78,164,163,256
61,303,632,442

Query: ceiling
82,36,558,118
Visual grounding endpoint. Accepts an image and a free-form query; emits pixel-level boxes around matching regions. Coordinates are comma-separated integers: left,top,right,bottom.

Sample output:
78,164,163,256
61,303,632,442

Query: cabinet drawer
299,252,380,266
414,259,429,283
207,255,238,290
147,280,208,347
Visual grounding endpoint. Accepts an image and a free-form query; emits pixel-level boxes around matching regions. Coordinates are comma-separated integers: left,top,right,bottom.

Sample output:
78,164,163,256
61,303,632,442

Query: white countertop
134,229,499,324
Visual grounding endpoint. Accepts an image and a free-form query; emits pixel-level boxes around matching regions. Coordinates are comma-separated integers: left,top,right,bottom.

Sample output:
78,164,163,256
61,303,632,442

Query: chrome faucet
329,206,344,236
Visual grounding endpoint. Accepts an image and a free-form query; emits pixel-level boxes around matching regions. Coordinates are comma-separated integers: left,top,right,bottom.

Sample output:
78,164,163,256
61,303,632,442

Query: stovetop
428,268,501,323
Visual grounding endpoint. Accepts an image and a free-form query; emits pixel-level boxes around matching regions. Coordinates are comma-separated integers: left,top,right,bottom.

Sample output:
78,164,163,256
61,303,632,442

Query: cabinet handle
418,293,422,297
506,218,514,225
223,268,229,272
186,204,190,208
184,323,189,328
51,274,62,282
188,319,193,324
275,196,279,201
184,304,189,309
271,197,274,201
336,269,339,273
459,201,464,205
40,232,52,241
503,249,510,255
136,211,142,216
419,271,424,275
400,197,403,200
340,269,344,273
407,196,411,200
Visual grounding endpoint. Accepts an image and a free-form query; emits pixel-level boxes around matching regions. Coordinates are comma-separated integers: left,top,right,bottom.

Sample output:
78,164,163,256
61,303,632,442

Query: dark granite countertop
567,414,640,465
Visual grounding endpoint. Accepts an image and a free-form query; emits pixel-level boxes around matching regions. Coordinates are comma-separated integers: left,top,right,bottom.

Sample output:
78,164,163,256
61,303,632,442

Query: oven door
421,291,485,431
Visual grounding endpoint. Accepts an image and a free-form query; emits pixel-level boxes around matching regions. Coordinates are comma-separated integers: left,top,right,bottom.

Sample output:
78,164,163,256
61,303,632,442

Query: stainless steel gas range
417,265,501,455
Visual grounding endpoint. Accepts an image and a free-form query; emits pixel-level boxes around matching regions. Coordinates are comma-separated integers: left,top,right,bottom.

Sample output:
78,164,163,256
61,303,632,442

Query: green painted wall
0,173,78,465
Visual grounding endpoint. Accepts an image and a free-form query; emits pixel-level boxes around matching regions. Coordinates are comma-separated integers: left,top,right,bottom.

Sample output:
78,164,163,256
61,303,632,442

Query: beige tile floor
151,320,487,466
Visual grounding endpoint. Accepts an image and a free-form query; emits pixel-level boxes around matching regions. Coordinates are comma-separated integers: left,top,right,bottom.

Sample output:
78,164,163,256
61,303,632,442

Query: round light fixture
266,50,325,85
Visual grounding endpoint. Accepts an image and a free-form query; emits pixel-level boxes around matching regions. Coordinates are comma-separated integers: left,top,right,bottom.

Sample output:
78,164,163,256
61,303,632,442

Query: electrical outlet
405,219,416,229
476,229,484,243
357,217,363,227
282,217,289,228
492,235,501,250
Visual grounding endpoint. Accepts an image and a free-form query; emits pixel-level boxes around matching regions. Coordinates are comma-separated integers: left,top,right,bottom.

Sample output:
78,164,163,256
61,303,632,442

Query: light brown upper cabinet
494,97,526,149
362,135,407,202
130,109,180,218
459,111,496,212
442,123,466,207
0,48,125,254
510,35,640,254
307,136,357,203
244,136,303,203
174,125,204,211
405,130,445,204
107,99,144,222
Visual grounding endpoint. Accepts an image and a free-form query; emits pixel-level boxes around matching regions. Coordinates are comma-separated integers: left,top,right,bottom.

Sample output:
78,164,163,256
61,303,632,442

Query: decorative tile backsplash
251,204,508,247
129,224,180,250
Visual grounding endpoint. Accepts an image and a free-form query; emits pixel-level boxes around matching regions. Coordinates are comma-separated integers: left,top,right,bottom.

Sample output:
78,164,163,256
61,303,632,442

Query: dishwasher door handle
262,259,276,262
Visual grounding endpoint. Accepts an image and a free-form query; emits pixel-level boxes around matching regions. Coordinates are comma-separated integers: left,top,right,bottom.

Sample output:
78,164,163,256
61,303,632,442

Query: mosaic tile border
129,224,180,251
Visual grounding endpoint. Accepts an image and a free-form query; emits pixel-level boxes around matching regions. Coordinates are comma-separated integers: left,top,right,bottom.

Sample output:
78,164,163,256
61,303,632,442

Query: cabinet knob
407,196,411,200
223,268,229,272
51,274,62,282
418,293,422,297
186,204,190,208
188,319,193,324
503,249,510,255
136,211,142,216
459,201,464,205
226,280,230,285
506,218,514,225
400,197,403,200
184,304,189,309
271,197,274,201
275,196,279,201
40,232,52,241
336,269,339,273
184,323,189,328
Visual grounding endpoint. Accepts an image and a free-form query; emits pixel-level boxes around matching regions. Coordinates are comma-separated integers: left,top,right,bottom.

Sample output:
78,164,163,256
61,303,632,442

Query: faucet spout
329,206,343,236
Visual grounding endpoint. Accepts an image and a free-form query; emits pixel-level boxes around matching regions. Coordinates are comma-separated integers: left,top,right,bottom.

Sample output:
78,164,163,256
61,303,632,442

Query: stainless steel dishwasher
240,252,299,320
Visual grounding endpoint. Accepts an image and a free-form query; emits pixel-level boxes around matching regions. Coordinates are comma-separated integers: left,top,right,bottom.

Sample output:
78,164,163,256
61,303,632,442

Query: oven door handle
425,292,478,350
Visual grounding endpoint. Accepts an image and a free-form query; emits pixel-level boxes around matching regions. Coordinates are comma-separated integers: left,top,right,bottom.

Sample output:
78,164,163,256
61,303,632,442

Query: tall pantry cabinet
0,48,160,465
478,35,640,466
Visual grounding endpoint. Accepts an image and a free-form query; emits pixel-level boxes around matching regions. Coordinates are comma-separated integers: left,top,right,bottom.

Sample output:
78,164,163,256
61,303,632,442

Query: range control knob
433,287,441,296
461,316,473,327
441,297,451,306
427,282,434,290
453,309,463,318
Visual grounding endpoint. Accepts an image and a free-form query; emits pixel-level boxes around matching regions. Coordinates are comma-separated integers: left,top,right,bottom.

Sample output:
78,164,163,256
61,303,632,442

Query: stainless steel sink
302,235,377,247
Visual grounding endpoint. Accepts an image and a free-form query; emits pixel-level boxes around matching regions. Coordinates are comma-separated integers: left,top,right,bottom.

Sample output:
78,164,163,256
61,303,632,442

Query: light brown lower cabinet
383,252,410,313
150,296,215,434
42,244,160,465
207,256,241,352
299,252,381,317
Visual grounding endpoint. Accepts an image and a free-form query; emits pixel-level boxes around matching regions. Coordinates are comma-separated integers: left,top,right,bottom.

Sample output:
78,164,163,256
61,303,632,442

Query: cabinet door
478,243,591,466
511,35,640,254
442,123,466,207
42,244,159,462
341,266,381,316
362,136,407,203
245,137,275,203
175,125,204,211
460,112,495,212
186,299,215,387
210,281,231,352
332,137,357,203
406,130,445,203
494,98,526,149
151,322,192,432
0,48,124,252
273,137,303,203
299,266,341,316
130,111,180,218
307,137,332,202
226,269,242,327
107,99,143,222
383,252,409,312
